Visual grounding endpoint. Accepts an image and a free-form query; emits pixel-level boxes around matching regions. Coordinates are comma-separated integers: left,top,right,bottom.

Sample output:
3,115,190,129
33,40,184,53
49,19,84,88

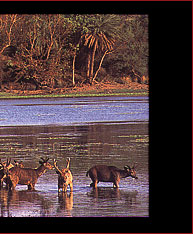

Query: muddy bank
0,80,148,98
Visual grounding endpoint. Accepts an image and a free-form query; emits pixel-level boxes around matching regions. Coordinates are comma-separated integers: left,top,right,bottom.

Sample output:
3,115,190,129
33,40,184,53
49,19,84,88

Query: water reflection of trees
0,123,148,175
0,124,148,162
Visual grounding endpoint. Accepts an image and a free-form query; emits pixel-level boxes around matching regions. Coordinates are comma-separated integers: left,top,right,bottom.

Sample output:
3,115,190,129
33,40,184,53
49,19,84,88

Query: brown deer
5,157,53,191
86,165,138,188
0,159,25,189
0,159,14,189
53,158,73,193
1,159,24,189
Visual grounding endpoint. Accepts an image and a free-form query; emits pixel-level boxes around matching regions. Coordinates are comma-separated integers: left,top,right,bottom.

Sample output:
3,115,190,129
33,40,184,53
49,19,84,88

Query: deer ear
39,160,43,165
0,159,3,168
6,158,11,166
124,165,131,170
40,157,45,162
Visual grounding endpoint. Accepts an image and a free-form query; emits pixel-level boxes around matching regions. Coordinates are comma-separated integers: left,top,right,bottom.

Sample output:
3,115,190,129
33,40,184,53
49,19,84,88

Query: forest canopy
0,14,148,91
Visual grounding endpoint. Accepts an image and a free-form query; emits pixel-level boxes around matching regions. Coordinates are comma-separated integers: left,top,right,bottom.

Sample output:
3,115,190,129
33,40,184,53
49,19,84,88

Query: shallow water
0,96,149,217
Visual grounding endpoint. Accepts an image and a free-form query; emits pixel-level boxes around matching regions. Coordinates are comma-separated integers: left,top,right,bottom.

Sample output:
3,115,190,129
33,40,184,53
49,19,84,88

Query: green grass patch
0,89,148,99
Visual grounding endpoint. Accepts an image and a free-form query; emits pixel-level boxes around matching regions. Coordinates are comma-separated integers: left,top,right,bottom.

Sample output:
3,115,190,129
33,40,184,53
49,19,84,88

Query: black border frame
0,1,192,233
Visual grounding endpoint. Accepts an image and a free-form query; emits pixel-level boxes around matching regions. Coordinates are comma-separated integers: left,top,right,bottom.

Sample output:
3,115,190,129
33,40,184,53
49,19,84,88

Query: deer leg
57,182,59,191
28,183,35,190
88,168,99,188
5,177,11,190
93,180,98,188
62,184,67,193
58,186,60,192
8,178,16,190
64,185,68,192
9,183,16,190
28,184,34,190
113,182,119,188
89,173,98,188
113,178,120,188
69,183,73,192
90,180,98,188
6,183,9,190
0,179,3,189
5,180,10,190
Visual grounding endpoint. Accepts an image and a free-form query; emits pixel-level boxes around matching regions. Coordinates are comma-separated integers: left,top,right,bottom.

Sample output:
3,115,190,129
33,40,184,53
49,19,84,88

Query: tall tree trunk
89,41,97,85
92,51,107,83
72,52,76,86
86,50,91,83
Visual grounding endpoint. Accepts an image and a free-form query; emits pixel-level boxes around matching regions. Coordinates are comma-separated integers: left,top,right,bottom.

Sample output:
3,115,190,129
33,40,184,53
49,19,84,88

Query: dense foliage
0,14,148,91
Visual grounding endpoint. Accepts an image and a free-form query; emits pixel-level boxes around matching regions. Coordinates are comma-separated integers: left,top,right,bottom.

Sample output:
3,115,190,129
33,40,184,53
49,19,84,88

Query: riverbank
0,80,148,99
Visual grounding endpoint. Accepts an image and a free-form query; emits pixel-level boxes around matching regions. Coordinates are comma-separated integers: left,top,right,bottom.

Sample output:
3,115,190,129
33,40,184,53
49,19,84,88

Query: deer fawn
5,157,53,191
53,158,73,193
86,165,138,188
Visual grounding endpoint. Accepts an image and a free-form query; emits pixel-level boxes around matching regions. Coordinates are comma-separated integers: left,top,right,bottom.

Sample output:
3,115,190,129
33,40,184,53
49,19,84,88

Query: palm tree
69,14,122,85
78,14,123,85
82,30,115,84
70,14,125,85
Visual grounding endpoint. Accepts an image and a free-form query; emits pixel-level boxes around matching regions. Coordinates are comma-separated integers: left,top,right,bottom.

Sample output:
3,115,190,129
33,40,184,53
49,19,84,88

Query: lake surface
0,96,149,217
0,96,148,126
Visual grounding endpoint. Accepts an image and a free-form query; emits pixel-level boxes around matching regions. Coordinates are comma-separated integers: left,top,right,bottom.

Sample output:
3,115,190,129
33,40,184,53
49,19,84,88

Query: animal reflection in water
87,187,138,208
0,188,52,217
57,192,73,217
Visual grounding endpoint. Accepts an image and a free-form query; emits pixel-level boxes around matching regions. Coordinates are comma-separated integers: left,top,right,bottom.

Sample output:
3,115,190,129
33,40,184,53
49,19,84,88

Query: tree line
0,14,148,91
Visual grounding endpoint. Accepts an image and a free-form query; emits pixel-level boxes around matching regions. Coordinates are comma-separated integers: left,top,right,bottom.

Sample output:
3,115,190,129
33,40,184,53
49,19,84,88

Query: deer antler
53,159,63,175
0,159,4,169
6,158,11,167
66,158,70,169
132,163,138,169
40,157,45,162
40,157,49,164
45,157,49,163
0,158,10,169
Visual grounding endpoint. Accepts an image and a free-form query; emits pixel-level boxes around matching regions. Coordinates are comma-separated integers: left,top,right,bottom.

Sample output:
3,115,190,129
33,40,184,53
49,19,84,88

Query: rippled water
0,96,149,217
0,96,148,126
